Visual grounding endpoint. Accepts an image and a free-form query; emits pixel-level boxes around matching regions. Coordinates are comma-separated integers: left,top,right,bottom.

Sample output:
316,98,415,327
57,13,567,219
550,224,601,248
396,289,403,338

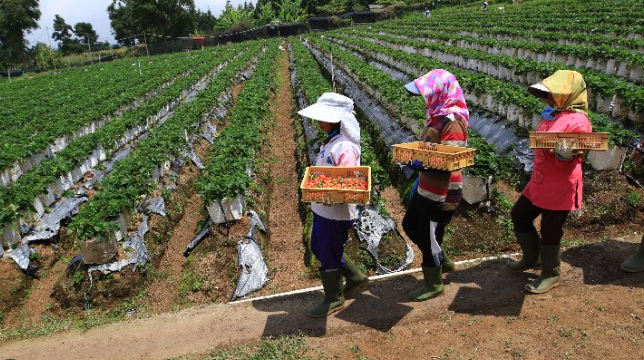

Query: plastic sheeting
184,217,213,257
468,111,534,172
185,147,205,170
140,196,167,217
233,210,269,299
87,215,150,274
354,206,414,274
22,196,88,243
5,243,35,271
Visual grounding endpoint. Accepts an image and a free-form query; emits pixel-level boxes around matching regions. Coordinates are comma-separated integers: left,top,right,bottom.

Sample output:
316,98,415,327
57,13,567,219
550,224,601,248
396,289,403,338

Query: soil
0,259,30,320
2,234,643,360
144,82,248,312
256,48,317,295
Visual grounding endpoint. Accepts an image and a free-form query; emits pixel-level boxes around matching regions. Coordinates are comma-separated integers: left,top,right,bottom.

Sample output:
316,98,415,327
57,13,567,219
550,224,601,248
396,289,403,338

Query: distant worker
621,137,644,272
402,69,469,302
482,1,489,10
509,70,592,294
425,9,431,18
297,93,369,318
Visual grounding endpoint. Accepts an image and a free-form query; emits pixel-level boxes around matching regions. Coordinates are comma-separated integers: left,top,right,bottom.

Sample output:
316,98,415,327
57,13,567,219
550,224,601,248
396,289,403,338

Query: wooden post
87,33,93,65
7,68,11,83
138,59,142,76
330,53,336,92
143,32,151,62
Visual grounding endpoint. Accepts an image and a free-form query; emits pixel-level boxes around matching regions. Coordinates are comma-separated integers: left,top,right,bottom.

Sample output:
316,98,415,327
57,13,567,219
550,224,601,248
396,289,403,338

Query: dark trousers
402,193,454,267
311,214,354,270
511,195,570,246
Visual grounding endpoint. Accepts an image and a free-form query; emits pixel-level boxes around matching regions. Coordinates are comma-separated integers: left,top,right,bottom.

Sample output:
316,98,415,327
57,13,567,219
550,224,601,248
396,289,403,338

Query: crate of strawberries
300,166,371,205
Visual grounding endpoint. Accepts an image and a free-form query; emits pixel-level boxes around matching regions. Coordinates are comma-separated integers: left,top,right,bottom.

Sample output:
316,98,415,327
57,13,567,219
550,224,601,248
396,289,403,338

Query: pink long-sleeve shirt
522,111,593,211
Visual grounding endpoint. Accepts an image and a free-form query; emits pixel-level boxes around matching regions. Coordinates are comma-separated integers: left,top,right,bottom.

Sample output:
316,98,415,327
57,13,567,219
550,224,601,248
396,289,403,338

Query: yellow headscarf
530,70,588,114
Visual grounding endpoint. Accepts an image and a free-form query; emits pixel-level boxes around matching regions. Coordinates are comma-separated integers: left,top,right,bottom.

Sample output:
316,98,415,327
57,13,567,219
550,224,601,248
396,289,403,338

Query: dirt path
258,48,315,295
3,235,642,360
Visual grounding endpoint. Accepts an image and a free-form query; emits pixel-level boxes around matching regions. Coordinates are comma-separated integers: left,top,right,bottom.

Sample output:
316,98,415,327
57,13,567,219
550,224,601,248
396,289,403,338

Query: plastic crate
300,166,371,205
391,142,476,171
529,132,610,151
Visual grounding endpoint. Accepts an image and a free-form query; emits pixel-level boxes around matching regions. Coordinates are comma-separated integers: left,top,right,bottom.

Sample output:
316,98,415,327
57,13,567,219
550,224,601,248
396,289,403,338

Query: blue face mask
541,106,558,121
326,128,341,138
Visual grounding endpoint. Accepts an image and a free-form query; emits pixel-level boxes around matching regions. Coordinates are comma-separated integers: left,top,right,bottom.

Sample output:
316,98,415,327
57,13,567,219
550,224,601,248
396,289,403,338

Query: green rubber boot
525,244,561,294
341,254,369,297
508,230,541,271
621,235,644,273
441,251,456,273
307,269,346,318
408,265,444,302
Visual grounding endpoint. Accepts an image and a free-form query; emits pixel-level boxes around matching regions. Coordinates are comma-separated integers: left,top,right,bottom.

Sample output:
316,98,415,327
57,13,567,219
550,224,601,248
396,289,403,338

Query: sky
26,0,255,47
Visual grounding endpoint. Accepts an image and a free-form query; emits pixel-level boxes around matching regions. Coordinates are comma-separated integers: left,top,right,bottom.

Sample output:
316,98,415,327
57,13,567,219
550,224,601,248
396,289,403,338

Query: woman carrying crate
402,69,470,302
621,137,644,272
509,70,592,294
297,92,369,317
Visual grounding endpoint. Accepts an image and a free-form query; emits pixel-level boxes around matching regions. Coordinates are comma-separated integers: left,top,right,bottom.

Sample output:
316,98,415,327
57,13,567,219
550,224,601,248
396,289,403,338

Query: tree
0,0,41,67
108,0,196,45
52,14,73,43
215,0,254,32
276,0,307,22
195,9,217,34
74,22,99,45
29,42,60,69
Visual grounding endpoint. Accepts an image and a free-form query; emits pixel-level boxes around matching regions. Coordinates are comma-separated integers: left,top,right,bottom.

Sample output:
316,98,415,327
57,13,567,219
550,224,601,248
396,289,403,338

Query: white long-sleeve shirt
311,134,361,221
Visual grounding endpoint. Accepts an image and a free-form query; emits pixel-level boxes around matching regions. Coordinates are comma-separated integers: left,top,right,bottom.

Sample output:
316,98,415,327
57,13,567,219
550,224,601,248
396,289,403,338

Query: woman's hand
550,139,584,161
407,160,424,171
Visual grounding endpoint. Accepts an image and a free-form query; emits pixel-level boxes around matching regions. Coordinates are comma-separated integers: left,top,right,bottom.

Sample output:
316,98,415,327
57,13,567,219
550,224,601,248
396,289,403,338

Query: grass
626,190,642,208
169,335,326,360
0,290,151,343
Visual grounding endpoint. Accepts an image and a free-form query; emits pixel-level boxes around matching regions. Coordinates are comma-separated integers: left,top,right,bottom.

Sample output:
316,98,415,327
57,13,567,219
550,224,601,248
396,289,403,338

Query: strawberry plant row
389,24,644,53
67,42,264,242
337,30,644,125
413,0,644,34
0,46,240,228
197,42,280,208
323,35,637,147
0,51,215,175
363,27,644,81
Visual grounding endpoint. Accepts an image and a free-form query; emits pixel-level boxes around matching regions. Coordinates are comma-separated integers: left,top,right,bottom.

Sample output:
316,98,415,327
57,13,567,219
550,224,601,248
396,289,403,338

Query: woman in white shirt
298,92,369,317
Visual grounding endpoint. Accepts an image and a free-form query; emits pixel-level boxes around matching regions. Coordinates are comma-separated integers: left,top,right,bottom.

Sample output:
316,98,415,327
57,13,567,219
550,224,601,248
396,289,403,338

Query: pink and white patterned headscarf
413,69,469,128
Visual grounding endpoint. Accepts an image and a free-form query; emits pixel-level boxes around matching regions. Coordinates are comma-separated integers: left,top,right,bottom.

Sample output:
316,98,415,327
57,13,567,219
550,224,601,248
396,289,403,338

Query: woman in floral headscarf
402,69,469,301
509,70,592,294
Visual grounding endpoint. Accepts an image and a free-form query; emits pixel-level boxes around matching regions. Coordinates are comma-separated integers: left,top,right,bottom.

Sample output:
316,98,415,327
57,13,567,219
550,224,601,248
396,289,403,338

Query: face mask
326,128,340,138
541,106,558,121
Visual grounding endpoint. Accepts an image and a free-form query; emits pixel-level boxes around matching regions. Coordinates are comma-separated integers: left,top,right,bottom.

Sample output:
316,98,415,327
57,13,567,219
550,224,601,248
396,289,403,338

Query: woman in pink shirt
509,70,592,294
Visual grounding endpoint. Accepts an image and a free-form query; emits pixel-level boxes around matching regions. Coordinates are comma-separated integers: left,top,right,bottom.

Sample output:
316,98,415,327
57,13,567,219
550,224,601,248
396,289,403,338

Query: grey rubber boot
525,244,561,294
307,269,346,318
508,230,541,271
621,234,644,273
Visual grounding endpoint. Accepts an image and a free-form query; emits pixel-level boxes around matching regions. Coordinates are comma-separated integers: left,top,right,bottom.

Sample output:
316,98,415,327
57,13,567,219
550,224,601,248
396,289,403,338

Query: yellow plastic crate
392,142,476,171
300,166,371,205
529,132,609,151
